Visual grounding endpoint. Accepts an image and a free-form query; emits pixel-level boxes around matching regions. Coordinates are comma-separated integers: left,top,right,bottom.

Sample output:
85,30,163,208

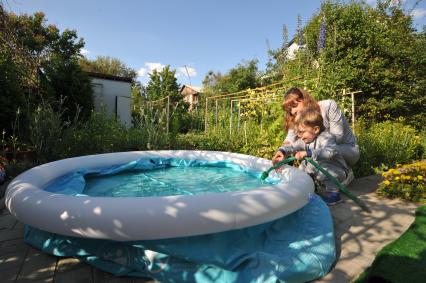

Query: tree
41,54,94,120
79,56,137,80
0,6,39,134
0,7,93,133
146,65,180,102
202,59,260,95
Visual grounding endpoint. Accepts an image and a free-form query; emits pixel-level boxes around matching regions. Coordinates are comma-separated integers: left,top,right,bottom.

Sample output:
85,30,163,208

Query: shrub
355,121,423,176
29,101,71,162
57,109,171,159
377,161,426,203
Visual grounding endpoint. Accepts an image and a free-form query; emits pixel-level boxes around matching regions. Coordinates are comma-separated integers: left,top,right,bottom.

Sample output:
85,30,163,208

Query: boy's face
296,124,320,144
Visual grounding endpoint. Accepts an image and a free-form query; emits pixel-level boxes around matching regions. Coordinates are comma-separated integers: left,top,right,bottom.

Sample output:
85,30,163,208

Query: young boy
278,109,349,205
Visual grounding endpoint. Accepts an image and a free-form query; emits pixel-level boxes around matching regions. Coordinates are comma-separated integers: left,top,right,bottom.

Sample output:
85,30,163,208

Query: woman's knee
339,144,360,166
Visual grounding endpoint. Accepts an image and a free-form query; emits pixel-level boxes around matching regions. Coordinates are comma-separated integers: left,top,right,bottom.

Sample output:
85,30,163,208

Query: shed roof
86,71,133,83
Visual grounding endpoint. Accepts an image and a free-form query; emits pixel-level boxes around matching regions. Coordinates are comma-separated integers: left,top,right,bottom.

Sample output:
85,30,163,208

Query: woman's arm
324,100,346,144
281,129,297,147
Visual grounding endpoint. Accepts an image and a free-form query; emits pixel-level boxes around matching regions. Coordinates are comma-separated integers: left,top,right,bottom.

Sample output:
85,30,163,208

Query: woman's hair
282,87,319,131
294,109,325,133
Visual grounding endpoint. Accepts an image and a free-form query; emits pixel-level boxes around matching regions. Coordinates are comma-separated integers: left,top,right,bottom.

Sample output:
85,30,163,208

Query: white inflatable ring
6,150,314,241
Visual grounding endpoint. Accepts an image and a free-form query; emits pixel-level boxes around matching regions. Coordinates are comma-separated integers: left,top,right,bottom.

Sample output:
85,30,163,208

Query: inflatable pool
6,150,336,282
5,150,314,241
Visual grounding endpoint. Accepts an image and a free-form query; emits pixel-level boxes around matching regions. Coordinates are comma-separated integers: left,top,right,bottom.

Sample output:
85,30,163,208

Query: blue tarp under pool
25,158,336,282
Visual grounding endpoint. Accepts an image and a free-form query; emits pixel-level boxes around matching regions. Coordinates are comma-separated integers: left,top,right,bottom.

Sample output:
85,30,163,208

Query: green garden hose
304,157,371,212
260,156,297,180
261,156,371,213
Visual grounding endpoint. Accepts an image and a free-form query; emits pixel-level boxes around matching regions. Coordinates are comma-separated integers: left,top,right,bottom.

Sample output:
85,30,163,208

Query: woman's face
289,99,305,116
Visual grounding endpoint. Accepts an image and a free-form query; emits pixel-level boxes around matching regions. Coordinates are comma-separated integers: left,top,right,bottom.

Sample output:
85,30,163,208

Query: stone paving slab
0,174,418,283
317,175,418,283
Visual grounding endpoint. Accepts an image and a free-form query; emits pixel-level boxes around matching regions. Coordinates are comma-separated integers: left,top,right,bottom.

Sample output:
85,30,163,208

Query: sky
4,0,426,87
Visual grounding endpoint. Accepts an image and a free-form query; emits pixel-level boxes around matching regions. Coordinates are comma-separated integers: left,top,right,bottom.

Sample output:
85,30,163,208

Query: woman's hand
272,151,285,166
295,151,307,161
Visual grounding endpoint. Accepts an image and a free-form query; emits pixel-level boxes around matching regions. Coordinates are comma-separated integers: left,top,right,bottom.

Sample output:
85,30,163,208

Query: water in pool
83,166,273,197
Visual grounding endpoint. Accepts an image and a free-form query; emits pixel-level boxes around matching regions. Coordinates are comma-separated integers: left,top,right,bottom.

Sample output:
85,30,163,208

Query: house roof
86,71,133,83
180,85,201,93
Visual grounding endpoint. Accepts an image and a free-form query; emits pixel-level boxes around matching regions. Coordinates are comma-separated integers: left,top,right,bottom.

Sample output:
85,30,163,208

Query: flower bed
378,161,426,203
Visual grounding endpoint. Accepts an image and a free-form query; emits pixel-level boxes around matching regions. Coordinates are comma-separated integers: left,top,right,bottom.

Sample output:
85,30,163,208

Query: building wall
180,86,199,111
91,77,132,128
287,43,300,60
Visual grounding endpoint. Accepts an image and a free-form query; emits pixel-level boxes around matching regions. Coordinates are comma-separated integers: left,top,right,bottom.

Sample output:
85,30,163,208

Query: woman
272,87,359,183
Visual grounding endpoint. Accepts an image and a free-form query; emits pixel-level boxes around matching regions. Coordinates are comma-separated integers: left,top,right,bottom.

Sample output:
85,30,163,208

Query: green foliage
79,55,137,80
28,99,79,162
175,112,285,160
56,105,172,159
132,105,171,150
1,7,94,137
141,65,194,134
58,111,131,157
202,59,260,95
354,121,423,176
131,81,147,114
378,161,425,203
267,0,426,129
0,48,27,134
146,65,180,102
41,55,94,120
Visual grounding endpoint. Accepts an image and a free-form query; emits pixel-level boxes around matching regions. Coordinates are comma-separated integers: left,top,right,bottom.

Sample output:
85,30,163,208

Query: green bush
355,121,424,176
175,122,285,160
29,101,71,162
56,109,171,159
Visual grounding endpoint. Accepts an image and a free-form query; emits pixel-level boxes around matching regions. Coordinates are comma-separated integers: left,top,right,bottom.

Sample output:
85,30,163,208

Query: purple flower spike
317,17,327,52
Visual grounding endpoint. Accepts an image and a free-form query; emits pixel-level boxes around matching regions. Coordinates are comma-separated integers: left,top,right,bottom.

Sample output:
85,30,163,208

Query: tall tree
202,59,260,95
146,65,180,102
79,56,137,80
0,8,93,131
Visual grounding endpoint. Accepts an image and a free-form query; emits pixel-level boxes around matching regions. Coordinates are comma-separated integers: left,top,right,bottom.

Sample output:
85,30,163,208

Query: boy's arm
279,139,305,155
310,134,338,161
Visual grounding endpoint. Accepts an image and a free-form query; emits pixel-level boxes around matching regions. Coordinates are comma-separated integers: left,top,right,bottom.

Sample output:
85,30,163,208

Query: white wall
91,77,132,128
286,43,300,60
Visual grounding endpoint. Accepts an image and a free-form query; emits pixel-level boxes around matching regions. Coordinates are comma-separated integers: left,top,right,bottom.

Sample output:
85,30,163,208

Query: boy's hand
272,151,284,166
295,151,307,161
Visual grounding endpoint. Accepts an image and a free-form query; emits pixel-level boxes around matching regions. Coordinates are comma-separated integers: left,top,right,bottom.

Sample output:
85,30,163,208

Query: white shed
87,72,132,128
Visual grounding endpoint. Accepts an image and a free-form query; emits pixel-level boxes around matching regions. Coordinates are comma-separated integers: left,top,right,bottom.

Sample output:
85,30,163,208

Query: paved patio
0,174,418,283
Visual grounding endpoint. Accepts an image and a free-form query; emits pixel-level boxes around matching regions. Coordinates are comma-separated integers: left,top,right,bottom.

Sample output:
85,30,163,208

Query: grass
354,205,426,283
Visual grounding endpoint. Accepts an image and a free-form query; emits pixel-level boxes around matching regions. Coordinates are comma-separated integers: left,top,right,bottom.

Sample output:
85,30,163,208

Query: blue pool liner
43,157,280,197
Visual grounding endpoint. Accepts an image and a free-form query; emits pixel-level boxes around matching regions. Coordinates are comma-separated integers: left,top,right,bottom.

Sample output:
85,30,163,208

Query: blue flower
317,17,327,52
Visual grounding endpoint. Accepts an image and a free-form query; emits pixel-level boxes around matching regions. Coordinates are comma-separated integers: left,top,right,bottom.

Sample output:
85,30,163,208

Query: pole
351,91,355,134
229,100,233,137
215,100,218,131
166,95,170,134
237,101,241,130
244,121,247,144
204,97,208,133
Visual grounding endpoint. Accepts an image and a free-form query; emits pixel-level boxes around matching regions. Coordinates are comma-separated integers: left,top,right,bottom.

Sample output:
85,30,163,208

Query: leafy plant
377,161,426,203
29,98,78,162
354,121,423,176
